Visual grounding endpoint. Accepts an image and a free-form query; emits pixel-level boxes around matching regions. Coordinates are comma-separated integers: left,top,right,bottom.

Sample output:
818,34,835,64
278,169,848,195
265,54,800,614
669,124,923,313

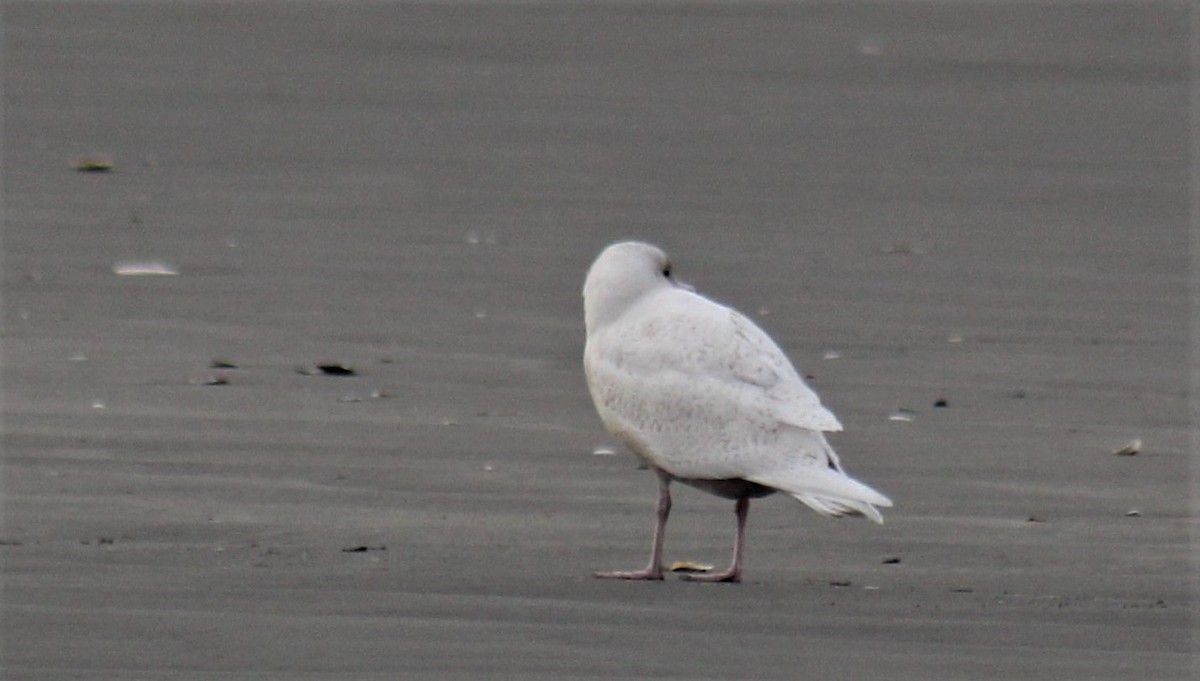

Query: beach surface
3,2,1195,678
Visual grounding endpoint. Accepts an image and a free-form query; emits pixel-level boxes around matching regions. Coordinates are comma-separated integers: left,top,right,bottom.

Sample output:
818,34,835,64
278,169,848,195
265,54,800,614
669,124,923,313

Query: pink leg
595,471,671,580
681,496,749,583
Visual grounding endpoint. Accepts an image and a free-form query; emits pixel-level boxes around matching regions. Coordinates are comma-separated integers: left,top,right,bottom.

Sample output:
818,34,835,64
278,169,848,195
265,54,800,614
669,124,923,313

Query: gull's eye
662,264,672,278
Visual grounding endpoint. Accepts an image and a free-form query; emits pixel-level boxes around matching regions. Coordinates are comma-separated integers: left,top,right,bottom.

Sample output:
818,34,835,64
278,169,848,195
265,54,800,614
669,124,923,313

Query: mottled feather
584,241,891,522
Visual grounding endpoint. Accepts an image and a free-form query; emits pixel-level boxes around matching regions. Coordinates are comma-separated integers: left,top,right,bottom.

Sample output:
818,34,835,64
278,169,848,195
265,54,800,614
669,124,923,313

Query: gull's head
584,241,679,333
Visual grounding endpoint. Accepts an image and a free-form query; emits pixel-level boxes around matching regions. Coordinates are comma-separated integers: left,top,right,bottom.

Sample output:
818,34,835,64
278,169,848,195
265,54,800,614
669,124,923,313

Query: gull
583,241,892,582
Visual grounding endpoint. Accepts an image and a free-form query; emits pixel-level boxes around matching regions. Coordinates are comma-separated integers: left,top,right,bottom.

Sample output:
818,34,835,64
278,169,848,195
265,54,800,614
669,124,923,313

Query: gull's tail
746,439,893,524
788,472,893,524
752,467,892,524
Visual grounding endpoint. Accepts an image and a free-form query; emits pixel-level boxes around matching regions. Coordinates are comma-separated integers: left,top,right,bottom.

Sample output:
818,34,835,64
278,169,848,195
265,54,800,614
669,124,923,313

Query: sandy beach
3,2,1195,678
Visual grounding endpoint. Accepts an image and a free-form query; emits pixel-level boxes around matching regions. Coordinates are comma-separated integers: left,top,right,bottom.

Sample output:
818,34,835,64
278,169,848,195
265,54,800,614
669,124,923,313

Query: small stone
297,363,357,377
71,156,114,172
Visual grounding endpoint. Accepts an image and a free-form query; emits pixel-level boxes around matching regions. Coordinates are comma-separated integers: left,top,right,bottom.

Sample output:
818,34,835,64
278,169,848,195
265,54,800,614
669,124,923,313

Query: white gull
583,241,892,582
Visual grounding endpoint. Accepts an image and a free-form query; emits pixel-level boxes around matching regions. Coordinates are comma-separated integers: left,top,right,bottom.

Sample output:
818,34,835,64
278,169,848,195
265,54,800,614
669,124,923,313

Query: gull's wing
584,287,844,479
591,287,841,432
722,307,843,432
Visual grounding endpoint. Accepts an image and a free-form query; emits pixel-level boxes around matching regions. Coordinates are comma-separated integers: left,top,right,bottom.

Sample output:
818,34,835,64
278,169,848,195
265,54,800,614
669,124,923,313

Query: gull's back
582,241,892,522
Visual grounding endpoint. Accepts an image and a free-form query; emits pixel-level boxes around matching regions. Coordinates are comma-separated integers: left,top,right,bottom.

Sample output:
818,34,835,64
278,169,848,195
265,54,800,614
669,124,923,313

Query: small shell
113,260,179,276
1113,439,1141,456
669,561,714,574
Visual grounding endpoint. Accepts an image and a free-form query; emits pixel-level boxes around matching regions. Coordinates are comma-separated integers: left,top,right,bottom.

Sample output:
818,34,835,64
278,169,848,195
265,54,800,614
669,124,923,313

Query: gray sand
3,2,1195,678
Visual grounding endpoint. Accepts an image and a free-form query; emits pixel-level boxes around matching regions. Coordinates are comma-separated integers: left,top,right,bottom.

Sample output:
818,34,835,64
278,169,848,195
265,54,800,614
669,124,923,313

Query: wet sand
2,2,1195,678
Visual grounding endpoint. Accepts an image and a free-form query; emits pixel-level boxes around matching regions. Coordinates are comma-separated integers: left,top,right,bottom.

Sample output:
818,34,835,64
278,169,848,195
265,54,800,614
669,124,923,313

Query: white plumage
584,241,892,582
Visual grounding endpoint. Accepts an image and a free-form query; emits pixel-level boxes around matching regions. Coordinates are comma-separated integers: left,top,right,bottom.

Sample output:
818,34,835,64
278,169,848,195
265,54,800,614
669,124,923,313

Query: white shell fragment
113,260,179,276
669,561,714,573
1112,439,1141,456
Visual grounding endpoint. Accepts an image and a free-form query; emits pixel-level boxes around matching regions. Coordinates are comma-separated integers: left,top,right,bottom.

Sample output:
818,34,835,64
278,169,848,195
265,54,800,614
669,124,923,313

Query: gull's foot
678,569,740,583
594,568,664,581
